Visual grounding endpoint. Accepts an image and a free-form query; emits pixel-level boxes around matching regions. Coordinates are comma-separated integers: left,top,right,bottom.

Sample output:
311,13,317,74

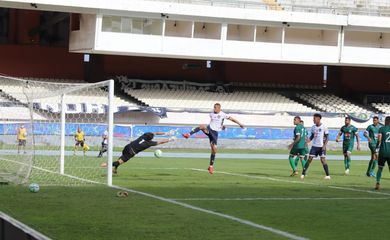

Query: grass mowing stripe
171,197,389,201
0,157,308,240
190,168,390,196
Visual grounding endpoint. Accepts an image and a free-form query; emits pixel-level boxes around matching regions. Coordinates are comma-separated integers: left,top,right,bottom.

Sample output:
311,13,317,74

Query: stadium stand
0,78,137,115
0,79,136,110
297,93,371,113
372,103,390,114
0,96,45,120
150,0,390,15
124,88,316,112
232,82,322,90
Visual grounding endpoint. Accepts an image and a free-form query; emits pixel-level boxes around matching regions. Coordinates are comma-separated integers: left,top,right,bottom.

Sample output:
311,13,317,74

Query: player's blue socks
190,127,200,135
376,166,383,183
323,164,330,176
210,153,216,166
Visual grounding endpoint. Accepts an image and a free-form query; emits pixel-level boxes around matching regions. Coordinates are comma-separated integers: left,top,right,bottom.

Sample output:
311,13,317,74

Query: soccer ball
154,149,163,158
29,183,40,193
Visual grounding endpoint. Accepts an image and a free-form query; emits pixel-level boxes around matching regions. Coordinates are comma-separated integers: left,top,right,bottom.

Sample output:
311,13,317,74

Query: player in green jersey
364,116,382,177
336,116,361,175
374,116,390,190
288,116,308,176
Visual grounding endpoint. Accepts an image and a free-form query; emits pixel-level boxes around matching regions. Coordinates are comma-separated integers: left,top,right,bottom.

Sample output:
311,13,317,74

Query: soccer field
1,154,390,240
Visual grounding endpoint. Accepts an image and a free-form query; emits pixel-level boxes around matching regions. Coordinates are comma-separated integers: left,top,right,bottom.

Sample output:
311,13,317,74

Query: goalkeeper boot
182,133,190,139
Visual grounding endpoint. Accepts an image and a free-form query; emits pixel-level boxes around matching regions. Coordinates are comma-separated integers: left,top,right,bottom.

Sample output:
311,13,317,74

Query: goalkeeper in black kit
100,132,175,174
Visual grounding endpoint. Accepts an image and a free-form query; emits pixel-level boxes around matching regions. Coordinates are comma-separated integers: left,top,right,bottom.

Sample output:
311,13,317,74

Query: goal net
0,76,114,186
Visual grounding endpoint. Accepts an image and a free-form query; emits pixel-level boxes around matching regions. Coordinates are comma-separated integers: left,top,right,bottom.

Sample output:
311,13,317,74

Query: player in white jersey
182,103,244,174
301,113,331,180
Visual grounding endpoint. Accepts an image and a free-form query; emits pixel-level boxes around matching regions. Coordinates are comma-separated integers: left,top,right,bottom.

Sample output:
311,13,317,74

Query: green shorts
369,144,377,154
290,148,307,156
342,143,354,154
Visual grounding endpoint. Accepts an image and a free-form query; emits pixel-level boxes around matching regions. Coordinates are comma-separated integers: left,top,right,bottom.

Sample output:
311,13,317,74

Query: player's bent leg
183,124,208,138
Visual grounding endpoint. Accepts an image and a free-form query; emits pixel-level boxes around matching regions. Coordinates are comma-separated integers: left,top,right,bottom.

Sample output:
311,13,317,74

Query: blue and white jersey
209,111,230,132
102,130,108,144
311,124,329,147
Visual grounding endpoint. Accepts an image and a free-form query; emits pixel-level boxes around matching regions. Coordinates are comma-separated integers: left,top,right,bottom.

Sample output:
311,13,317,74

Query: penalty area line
171,197,389,201
0,157,308,240
189,168,390,197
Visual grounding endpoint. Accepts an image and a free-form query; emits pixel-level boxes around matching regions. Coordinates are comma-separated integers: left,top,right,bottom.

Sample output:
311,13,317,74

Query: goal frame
56,79,114,186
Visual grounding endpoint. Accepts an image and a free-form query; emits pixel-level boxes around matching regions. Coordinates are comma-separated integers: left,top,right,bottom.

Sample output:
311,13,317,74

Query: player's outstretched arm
228,117,244,128
153,132,167,136
156,139,173,145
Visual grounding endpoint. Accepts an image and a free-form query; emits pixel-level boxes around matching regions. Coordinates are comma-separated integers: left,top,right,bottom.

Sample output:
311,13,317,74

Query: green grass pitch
1,152,390,240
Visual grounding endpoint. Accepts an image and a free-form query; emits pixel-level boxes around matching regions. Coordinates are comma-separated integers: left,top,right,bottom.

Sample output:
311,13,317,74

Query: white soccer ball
154,149,163,158
29,183,40,193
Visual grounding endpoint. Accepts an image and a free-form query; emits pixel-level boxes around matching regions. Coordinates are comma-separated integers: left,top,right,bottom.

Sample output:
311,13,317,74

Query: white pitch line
111,185,307,240
0,158,307,240
189,168,390,197
0,211,52,240
171,197,389,201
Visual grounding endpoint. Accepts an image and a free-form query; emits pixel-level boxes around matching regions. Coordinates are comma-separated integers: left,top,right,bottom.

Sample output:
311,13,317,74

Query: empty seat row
126,88,316,112
372,103,390,113
297,93,371,113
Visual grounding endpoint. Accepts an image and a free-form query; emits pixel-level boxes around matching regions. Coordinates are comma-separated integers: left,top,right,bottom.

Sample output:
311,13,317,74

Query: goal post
0,76,114,186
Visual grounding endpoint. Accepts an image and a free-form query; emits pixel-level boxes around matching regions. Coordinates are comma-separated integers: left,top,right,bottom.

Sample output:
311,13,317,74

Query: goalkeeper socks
209,153,216,166
323,164,330,176
376,167,383,183
113,161,120,168
190,127,200,135
289,156,297,172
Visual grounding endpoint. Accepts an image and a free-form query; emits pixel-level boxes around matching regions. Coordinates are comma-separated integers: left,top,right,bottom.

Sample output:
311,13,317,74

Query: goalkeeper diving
101,131,175,174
